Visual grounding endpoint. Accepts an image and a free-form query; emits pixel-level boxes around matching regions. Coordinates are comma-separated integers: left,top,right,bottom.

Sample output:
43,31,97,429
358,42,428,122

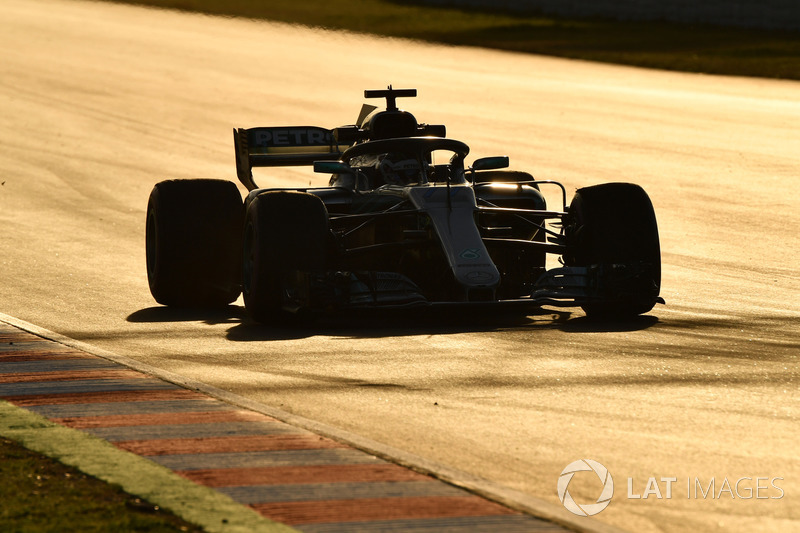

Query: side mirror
471,156,509,171
314,161,352,174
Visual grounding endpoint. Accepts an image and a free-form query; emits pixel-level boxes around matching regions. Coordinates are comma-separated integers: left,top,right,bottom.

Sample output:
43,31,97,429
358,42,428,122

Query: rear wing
233,126,349,190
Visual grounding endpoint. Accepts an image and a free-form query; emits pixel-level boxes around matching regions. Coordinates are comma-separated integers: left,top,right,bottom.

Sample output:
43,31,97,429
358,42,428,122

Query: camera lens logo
557,459,614,516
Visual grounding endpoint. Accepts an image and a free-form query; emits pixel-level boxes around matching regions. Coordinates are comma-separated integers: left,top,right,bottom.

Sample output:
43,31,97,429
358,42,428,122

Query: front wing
276,265,657,316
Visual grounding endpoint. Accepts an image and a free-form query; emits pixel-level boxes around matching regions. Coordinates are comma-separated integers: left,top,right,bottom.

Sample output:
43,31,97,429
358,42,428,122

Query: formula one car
146,87,662,322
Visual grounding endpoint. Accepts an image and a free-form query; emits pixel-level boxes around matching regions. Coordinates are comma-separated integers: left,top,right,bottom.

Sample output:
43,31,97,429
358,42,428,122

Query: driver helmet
378,153,422,185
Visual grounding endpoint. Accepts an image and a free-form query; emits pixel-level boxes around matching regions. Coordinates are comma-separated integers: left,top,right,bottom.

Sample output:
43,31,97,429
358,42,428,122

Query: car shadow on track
557,314,660,333
126,305,247,326
126,305,660,340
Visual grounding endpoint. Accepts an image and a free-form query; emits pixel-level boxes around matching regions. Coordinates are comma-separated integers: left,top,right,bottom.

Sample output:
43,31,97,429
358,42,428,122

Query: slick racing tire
565,182,661,318
242,191,330,323
146,179,243,307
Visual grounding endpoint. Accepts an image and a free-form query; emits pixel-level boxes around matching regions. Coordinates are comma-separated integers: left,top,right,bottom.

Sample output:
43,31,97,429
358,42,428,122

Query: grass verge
0,436,201,533
105,0,800,80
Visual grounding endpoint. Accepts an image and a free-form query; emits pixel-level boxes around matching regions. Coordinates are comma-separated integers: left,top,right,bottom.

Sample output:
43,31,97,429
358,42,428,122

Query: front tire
146,179,243,307
242,191,330,323
564,183,661,317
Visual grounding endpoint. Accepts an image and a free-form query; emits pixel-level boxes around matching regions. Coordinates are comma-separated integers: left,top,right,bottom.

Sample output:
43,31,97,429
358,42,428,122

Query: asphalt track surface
1,1,798,532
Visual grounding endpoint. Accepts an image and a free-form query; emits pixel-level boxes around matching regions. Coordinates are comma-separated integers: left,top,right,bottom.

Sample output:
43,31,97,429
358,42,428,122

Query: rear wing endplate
233,126,349,190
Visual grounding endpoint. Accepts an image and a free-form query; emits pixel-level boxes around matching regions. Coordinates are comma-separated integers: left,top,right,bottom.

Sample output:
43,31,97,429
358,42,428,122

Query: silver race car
146,87,662,322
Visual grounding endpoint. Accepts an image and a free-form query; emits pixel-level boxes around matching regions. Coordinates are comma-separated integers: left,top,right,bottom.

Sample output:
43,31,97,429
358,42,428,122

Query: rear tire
564,183,661,317
146,179,243,307
242,191,330,323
